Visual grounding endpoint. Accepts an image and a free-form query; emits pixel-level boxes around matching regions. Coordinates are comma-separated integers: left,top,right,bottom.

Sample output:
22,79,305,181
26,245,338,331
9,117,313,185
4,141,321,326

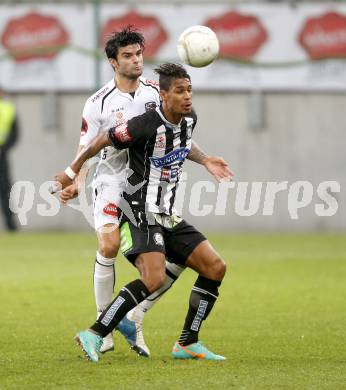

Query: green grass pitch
0,233,345,389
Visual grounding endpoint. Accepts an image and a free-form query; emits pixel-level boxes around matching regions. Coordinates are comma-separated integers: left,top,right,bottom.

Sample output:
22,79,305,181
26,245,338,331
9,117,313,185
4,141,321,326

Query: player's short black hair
105,25,145,60
154,63,191,91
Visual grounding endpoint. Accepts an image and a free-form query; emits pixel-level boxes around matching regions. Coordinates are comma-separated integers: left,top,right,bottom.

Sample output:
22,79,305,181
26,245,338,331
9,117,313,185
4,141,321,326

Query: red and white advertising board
1,3,346,91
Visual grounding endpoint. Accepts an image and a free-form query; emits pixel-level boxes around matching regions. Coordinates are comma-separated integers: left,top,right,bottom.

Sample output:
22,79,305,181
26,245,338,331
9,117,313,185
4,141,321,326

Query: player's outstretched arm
59,145,84,203
187,141,234,182
54,131,111,190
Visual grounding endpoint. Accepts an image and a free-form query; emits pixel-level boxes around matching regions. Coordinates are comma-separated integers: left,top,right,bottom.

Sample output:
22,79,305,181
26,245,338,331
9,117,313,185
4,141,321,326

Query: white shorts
93,182,123,231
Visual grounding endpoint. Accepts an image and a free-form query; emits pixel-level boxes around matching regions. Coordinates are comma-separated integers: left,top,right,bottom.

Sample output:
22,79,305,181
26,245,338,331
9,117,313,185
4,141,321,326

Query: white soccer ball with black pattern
177,25,219,68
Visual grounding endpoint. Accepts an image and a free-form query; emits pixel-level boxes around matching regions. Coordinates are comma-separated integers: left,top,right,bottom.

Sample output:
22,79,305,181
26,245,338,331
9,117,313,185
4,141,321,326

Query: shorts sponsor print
120,222,134,254
103,203,118,217
93,184,122,230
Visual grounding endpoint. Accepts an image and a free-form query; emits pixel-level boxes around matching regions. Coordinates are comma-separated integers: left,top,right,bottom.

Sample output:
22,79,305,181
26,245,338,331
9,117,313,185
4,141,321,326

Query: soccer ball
177,25,219,68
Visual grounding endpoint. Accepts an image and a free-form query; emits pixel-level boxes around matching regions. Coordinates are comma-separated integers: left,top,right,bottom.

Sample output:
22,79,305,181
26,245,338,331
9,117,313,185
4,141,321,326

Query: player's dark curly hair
154,63,191,91
105,25,145,60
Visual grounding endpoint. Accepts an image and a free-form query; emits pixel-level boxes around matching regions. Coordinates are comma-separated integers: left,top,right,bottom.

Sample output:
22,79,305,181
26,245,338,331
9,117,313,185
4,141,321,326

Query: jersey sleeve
108,112,154,150
192,119,197,131
184,108,197,133
154,86,161,107
79,98,102,146
191,108,198,130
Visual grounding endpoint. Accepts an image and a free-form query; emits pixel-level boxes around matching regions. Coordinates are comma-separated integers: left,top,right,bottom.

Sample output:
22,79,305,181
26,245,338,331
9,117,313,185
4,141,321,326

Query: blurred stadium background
0,0,345,232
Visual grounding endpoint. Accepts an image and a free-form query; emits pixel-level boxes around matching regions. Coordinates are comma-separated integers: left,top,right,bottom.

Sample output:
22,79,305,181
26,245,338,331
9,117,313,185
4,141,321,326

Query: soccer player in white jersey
59,27,223,357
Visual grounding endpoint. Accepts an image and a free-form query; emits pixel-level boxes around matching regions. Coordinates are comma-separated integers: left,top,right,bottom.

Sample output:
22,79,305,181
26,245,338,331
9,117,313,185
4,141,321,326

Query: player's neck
162,105,182,125
114,75,139,93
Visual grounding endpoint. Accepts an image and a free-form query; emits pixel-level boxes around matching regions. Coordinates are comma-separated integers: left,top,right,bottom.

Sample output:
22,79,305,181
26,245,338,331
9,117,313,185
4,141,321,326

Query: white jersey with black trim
79,76,160,186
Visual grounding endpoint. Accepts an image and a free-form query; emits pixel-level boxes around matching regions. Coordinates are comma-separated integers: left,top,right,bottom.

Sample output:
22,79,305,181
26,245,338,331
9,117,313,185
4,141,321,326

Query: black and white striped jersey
108,106,197,215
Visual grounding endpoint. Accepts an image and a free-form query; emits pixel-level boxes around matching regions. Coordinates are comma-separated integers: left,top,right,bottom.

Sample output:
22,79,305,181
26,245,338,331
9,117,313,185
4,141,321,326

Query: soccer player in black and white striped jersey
55,63,233,361
58,28,185,356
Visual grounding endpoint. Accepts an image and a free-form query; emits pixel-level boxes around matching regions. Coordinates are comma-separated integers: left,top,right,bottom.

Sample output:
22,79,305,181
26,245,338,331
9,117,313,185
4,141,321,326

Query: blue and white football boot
117,314,150,357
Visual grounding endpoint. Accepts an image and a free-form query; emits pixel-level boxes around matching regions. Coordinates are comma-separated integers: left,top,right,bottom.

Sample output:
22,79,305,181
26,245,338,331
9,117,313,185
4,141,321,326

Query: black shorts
119,213,206,265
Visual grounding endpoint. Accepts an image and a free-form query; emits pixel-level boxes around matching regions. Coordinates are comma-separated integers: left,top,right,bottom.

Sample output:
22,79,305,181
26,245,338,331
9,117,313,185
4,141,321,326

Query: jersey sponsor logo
114,123,132,143
153,232,164,246
155,135,166,149
145,79,159,88
103,203,118,217
145,101,157,112
116,111,124,120
81,117,88,136
111,109,126,127
160,166,182,183
150,147,190,168
91,86,109,102
160,167,170,182
171,167,182,181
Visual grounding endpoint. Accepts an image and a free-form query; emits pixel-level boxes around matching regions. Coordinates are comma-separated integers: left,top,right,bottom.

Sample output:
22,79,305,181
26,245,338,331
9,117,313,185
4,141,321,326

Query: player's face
109,43,143,80
163,78,192,116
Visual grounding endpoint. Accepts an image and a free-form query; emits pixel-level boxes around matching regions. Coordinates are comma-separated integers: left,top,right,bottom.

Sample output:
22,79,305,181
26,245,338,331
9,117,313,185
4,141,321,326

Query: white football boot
117,312,150,357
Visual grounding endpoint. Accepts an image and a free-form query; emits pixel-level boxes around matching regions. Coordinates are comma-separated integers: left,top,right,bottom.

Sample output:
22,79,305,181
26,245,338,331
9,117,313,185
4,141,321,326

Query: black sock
90,279,150,337
178,276,221,346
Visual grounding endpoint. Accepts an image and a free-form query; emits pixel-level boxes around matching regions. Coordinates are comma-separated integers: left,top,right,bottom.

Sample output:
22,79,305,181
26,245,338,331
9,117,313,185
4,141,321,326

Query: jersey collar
156,106,183,128
113,77,141,99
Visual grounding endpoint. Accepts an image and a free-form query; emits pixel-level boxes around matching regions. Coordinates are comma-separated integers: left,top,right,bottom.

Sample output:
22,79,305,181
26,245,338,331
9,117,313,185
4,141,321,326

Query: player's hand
54,172,73,190
60,183,79,204
204,156,234,182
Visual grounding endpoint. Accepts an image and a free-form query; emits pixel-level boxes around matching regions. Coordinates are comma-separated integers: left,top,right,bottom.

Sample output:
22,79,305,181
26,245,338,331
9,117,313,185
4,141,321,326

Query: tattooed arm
187,141,234,182
187,141,209,165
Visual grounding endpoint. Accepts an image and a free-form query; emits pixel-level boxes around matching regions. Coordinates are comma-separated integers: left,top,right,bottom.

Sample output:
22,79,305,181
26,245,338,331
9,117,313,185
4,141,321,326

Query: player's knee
98,241,119,258
211,258,227,281
143,272,166,293
97,225,120,258
151,273,166,292
216,259,227,280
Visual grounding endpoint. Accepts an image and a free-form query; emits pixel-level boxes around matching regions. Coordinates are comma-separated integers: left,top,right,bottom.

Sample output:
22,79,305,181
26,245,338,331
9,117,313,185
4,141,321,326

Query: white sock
94,251,116,314
127,261,185,323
